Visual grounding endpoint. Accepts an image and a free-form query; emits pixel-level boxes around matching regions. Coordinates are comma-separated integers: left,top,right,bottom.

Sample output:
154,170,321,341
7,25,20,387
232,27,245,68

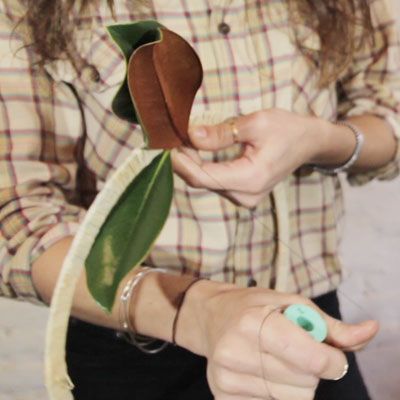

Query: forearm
32,237,123,329
31,236,224,355
31,237,379,400
310,114,397,171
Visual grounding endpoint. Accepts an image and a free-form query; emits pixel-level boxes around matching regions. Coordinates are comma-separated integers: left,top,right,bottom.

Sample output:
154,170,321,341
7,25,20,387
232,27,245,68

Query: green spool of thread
284,304,328,342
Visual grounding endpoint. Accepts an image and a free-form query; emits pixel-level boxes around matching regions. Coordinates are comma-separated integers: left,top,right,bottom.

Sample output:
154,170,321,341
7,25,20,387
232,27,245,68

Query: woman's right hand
177,281,378,400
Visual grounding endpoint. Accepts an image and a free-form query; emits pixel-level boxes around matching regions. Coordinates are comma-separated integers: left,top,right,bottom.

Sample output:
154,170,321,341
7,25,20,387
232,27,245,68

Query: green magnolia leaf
107,21,163,123
85,151,173,312
85,22,202,312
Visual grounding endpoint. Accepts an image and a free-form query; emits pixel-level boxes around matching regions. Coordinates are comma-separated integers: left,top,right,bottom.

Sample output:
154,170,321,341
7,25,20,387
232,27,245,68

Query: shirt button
218,22,231,35
81,64,101,83
247,278,257,288
90,67,101,83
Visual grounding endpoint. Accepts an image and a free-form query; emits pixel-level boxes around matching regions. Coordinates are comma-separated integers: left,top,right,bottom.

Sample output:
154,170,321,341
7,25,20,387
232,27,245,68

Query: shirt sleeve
0,11,86,304
337,0,400,186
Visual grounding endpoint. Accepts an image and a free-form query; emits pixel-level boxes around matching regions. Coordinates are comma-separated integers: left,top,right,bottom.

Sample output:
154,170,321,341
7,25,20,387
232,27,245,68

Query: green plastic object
284,304,328,342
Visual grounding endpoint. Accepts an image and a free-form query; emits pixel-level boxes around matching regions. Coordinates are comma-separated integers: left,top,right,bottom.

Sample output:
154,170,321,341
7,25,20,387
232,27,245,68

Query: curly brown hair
288,0,373,85
18,0,372,85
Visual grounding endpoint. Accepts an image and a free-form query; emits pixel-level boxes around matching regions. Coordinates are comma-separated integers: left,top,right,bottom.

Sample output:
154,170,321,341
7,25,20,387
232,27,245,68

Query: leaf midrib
122,151,170,248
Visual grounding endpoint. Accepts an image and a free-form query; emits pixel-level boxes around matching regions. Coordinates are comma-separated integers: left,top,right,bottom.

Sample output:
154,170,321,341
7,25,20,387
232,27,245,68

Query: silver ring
334,363,349,381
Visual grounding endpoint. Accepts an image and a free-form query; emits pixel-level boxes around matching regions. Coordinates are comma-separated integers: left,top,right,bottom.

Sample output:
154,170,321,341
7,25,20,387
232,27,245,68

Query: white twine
44,149,162,400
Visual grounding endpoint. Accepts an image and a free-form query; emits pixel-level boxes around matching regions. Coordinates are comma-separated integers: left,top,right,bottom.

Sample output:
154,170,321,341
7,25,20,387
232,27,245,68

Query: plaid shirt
1,0,399,303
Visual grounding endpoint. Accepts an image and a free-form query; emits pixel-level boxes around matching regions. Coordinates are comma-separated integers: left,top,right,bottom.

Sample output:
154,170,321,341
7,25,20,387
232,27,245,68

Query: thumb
324,314,379,351
189,122,237,151
189,115,255,151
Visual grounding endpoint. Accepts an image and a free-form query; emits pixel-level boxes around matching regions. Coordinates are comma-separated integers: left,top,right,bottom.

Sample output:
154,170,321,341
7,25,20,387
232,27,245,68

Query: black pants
67,291,371,400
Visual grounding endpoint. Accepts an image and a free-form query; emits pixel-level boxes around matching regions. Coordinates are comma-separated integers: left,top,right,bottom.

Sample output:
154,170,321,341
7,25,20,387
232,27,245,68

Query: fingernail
193,127,207,138
334,363,349,381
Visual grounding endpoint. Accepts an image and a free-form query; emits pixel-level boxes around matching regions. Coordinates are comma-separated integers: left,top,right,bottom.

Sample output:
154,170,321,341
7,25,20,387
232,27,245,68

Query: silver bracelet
119,267,169,354
313,121,365,175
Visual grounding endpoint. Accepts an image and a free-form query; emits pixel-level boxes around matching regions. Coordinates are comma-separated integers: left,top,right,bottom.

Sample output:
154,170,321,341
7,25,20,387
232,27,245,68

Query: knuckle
254,110,269,129
245,169,264,194
303,298,315,307
275,336,292,356
213,344,236,369
300,375,320,392
250,172,264,193
287,294,308,305
264,159,275,176
242,180,257,194
308,352,329,376
309,375,320,388
236,311,257,335
179,171,196,187
237,179,251,193
330,317,344,334
298,389,318,400
191,180,201,189
213,369,237,394
241,196,259,209
217,123,229,143
212,368,225,390
187,175,202,188
207,366,220,397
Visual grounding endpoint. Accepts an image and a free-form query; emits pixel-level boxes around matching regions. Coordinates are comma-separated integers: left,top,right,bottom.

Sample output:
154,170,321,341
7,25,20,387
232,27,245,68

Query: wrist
130,269,235,356
294,116,333,166
130,271,202,343
305,118,336,164
175,279,235,356
307,119,357,166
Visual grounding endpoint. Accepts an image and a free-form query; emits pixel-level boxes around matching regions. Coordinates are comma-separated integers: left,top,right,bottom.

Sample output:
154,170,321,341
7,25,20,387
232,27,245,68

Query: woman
0,0,398,399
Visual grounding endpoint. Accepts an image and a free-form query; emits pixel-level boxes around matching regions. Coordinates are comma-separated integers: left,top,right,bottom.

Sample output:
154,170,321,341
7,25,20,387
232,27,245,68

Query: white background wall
1,3,400,400
339,180,400,400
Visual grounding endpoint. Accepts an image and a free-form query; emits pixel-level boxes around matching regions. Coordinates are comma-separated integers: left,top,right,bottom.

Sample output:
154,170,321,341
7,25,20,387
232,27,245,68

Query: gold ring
226,117,240,142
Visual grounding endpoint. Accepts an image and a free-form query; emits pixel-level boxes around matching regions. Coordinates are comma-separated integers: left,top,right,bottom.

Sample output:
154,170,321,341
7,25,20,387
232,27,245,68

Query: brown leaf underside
128,28,203,149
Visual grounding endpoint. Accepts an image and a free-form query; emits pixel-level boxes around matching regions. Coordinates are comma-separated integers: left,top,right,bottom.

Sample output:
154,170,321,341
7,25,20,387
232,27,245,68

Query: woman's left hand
172,108,329,208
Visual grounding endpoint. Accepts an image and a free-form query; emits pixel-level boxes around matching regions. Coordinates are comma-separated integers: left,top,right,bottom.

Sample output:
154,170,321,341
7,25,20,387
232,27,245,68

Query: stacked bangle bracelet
119,267,205,354
312,120,365,175
119,267,169,354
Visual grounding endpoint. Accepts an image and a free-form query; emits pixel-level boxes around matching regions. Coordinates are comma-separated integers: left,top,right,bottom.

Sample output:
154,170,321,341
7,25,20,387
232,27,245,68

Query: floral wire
258,306,285,399
185,152,374,320
177,147,375,400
